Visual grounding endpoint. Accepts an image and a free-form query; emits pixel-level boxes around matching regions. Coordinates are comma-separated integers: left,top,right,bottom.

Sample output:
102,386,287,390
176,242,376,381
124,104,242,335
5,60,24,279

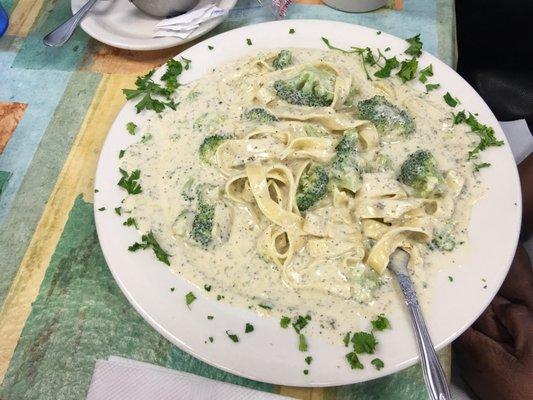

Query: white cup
323,0,388,13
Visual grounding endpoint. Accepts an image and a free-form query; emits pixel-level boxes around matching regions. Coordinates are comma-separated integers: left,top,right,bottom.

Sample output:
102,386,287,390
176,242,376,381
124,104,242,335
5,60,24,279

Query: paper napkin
86,356,293,400
153,1,226,39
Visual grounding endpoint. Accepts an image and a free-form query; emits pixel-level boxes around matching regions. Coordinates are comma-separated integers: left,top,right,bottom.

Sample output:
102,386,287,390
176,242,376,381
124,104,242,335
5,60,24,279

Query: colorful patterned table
0,0,455,398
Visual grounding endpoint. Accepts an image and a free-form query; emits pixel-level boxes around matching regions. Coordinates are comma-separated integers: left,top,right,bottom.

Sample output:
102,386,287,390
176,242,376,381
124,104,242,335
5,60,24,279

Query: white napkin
499,119,533,164
86,356,293,400
153,0,226,39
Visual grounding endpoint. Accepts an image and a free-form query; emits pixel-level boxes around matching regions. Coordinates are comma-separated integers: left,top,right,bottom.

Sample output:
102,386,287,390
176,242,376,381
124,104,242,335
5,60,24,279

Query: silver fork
388,248,452,400
43,0,98,47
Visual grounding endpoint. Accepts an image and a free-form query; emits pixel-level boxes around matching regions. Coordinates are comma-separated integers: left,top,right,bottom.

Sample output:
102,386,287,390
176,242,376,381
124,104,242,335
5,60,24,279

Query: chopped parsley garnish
128,231,170,266
141,133,152,143
474,162,491,172
280,316,291,328
119,149,125,159
305,356,313,365
245,323,254,333
226,331,239,343
345,351,364,369
292,315,311,333
126,122,137,135
122,58,188,113
118,168,142,194
452,111,504,159
298,334,308,352
371,315,391,331
94,189,99,193
258,303,272,310
122,69,176,114
405,34,423,57
425,83,440,93
396,58,418,83
289,28,295,34
321,37,375,80
207,315,214,320
209,336,214,343
371,358,384,370
185,291,196,308
343,332,351,347
170,287,175,292
374,55,399,78
208,45,214,50
418,64,433,83
246,38,252,46
204,284,212,292
453,110,468,124
216,294,225,301
351,332,378,354
161,59,185,92
443,92,459,107
181,57,191,70
114,206,122,216
98,207,105,211
377,31,382,35
123,217,138,229
448,276,454,282
303,369,309,375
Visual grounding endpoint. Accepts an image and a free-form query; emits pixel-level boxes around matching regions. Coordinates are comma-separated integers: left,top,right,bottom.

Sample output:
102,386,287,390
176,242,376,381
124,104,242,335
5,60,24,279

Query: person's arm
453,152,533,400
453,245,533,400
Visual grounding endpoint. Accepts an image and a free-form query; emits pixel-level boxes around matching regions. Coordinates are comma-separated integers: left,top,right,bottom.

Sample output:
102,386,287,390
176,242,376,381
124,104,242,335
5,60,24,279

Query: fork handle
43,0,98,47
396,272,452,400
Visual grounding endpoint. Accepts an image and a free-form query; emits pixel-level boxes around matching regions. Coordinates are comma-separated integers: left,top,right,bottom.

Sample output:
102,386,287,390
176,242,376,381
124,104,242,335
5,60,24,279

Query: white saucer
71,0,238,51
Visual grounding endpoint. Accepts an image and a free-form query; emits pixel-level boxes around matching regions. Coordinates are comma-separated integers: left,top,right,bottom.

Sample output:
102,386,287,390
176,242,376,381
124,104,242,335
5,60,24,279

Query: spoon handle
43,0,98,47
395,271,452,400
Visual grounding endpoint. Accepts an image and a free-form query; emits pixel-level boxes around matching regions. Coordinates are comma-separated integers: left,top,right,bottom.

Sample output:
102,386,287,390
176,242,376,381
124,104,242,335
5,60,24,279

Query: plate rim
71,0,238,51
93,19,522,387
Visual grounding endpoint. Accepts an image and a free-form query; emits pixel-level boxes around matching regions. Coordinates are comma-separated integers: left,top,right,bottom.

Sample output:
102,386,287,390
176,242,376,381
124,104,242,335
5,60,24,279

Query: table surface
0,0,455,398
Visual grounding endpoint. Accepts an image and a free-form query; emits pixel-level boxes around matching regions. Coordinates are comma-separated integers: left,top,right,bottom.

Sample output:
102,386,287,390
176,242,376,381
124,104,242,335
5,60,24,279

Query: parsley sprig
128,231,171,266
118,168,142,195
322,35,424,83
321,37,375,80
405,34,423,57
453,111,504,159
185,291,196,308
343,314,391,371
122,58,189,113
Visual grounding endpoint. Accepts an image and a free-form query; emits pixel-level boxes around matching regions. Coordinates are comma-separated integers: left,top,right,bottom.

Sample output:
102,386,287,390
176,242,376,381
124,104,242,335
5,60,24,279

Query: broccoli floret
296,164,329,211
272,50,293,70
190,202,215,247
273,67,335,107
398,150,444,198
357,95,415,136
199,135,226,165
242,108,278,123
429,230,456,251
329,130,364,193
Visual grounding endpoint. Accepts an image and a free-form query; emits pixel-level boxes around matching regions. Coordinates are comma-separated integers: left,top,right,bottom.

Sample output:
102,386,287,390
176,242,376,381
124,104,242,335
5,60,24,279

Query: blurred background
456,0,533,132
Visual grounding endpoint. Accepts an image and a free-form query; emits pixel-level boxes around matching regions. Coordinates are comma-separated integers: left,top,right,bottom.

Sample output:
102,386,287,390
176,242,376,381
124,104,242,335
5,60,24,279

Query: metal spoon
43,0,98,47
388,248,452,400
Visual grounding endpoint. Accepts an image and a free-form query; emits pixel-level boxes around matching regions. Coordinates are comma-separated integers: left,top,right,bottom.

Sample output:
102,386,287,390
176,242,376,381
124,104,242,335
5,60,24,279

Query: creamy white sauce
120,49,484,343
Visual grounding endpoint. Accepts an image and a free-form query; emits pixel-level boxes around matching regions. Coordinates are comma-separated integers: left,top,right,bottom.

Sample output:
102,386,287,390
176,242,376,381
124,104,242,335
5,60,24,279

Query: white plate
72,0,237,50
94,20,521,386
